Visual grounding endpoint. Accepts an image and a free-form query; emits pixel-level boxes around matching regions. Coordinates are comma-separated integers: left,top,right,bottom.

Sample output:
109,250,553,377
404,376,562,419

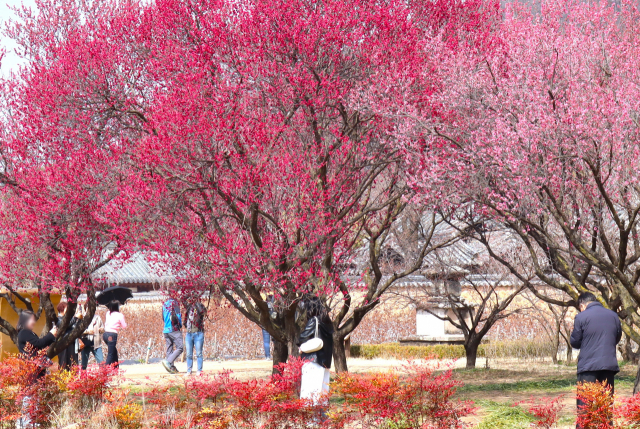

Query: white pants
300,362,330,406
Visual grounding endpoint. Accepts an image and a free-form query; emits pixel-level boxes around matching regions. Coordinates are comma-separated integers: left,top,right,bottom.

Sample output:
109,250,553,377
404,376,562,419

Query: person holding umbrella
103,300,127,368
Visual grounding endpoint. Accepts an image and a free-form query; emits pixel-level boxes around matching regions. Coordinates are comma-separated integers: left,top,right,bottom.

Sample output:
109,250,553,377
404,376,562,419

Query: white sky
0,0,35,75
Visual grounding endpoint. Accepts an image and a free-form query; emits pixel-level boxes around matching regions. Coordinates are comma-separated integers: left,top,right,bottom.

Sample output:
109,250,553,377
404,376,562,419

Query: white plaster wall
416,309,446,336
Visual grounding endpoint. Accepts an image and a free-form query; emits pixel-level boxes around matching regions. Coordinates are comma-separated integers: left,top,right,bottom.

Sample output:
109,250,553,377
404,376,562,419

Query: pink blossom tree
0,0,148,356
0,0,498,370
128,0,498,371
407,0,640,388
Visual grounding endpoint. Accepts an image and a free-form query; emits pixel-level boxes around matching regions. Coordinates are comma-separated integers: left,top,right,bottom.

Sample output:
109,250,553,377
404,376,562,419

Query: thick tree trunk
551,334,560,365
332,332,348,373
565,341,573,364
284,308,300,359
465,340,480,369
620,335,640,364
270,307,301,373
634,364,640,395
272,339,289,374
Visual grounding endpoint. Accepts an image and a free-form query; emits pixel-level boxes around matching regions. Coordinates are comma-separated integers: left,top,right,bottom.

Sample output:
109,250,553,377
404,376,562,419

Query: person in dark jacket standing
571,292,622,426
297,297,334,407
17,311,58,359
16,311,58,429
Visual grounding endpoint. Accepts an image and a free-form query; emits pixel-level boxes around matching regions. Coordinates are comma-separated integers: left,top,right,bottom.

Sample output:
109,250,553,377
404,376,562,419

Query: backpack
167,300,182,331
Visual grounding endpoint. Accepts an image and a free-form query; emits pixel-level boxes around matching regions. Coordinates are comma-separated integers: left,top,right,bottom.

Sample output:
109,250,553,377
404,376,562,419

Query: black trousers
103,332,119,368
576,370,616,429
57,341,78,371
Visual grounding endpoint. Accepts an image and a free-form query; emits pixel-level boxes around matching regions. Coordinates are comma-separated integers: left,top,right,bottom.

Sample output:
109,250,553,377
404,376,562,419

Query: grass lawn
453,361,636,428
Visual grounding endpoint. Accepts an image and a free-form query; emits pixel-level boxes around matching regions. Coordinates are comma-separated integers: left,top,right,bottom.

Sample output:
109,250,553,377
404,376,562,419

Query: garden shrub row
350,339,558,361
349,343,486,360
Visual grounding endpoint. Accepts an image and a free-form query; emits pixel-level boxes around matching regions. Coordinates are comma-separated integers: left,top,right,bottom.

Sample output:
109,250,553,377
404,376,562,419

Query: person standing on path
162,297,183,374
570,292,622,428
262,295,276,360
297,297,334,410
184,299,206,376
80,302,105,369
103,300,127,368
17,310,58,374
16,311,58,429
262,328,271,360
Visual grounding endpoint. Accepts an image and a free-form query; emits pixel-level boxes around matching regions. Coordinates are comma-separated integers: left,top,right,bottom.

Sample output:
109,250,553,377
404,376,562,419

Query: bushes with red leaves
516,396,564,429
576,381,614,429
0,351,119,428
2,354,471,429
331,362,474,429
616,393,640,427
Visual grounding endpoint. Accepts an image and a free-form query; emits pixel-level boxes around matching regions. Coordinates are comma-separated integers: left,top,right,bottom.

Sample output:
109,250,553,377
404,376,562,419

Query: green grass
460,374,635,393
460,378,577,393
476,401,536,429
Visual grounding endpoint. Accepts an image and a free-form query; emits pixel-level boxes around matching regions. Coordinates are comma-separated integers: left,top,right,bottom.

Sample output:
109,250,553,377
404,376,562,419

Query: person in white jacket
80,303,105,369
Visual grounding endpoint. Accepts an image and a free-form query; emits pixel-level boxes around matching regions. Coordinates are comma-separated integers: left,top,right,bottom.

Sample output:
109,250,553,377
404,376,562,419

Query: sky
0,0,35,75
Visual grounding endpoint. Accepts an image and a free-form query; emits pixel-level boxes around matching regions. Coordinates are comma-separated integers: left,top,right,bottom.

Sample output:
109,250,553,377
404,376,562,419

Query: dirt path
119,357,451,386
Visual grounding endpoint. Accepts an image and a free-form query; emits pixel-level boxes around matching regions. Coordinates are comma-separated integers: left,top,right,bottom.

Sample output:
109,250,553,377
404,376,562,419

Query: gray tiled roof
94,252,176,285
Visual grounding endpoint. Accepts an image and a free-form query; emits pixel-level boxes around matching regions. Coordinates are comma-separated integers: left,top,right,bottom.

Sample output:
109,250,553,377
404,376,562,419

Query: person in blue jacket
571,292,622,427
161,297,183,374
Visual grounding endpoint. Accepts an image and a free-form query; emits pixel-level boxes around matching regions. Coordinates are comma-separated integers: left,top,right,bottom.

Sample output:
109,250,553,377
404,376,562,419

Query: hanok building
350,217,522,345
94,252,176,293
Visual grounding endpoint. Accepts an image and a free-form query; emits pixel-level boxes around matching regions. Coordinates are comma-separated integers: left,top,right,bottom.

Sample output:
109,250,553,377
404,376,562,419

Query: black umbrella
97,286,133,305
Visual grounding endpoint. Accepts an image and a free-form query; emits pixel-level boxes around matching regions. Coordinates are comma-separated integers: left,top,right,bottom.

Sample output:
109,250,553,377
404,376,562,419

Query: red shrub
616,393,640,427
67,364,120,403
576,381,614,429
192,358,322,428
0,351,118,427
516,396,564,429
187,370,232,404
331,362,474,429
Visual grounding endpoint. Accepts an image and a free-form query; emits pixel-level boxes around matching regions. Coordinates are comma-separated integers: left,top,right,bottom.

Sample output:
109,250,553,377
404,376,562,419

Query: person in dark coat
17,310,58,359
570,292,622,427
16,310,58,428
297,297,334,407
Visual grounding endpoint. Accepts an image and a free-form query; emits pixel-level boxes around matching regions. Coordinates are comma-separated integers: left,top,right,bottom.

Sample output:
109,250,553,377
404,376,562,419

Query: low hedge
349,343,486,360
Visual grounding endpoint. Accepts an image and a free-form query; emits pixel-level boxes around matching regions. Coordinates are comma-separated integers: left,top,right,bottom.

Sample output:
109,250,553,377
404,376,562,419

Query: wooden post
181,332,186,363
345,334,351,359
145,338,153,364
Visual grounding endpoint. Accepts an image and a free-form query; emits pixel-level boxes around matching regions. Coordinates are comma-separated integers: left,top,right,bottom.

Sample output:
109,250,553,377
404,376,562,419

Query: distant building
94,252,176,293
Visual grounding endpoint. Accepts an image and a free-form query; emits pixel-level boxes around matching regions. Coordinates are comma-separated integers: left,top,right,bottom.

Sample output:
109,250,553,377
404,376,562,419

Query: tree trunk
565,341,573,364
270,306,301,373
272,339,289,374
620,335,640,364
284,308,300,359
634,364,640,395
332,332,348,373
551,334,560,365
465,339,480,369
